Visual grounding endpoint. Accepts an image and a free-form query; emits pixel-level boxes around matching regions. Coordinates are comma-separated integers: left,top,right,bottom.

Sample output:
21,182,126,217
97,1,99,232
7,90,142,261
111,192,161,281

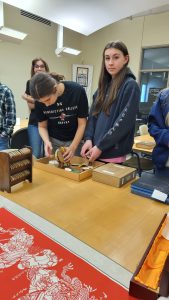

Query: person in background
148,88,169,176
0,82,16,150
81,40,140,163
29,72,88,161
22,58,49,158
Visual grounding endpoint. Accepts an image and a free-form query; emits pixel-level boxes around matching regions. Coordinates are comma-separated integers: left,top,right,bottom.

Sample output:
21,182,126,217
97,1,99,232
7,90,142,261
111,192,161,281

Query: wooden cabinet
0,147,32,192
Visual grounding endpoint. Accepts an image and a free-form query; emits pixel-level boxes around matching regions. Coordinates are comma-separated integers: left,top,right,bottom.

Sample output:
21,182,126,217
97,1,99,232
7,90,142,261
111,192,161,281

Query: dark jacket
148,88,169,169
84,71,140,159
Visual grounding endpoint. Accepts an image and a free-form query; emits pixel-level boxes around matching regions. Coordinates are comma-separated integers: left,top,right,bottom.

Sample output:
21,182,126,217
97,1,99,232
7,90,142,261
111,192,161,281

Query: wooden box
0,147,32,192
92,163,136,187
129,214,169,300
34,156,104,181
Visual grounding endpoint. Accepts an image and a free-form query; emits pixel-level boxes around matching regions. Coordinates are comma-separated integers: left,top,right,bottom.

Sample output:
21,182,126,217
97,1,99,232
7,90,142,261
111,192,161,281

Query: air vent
20,10,51,26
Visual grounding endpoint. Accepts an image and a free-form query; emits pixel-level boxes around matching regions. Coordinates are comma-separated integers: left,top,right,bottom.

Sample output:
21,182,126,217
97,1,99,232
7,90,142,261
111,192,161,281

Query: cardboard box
34,156,104,181
92,163,136,187
129,214,169,300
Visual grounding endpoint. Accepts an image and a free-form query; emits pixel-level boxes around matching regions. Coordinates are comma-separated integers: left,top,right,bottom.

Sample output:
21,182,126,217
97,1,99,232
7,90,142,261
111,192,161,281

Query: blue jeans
0,136,9,150
28,125,44,158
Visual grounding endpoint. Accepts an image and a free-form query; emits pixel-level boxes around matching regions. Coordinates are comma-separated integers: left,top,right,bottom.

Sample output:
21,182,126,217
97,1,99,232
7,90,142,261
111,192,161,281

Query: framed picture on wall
72,64,93,104
76,67,89,87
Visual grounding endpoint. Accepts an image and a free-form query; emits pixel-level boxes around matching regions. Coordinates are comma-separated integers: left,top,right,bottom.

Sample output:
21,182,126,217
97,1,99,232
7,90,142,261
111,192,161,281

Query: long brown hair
31,58,49,77
93,41,129,116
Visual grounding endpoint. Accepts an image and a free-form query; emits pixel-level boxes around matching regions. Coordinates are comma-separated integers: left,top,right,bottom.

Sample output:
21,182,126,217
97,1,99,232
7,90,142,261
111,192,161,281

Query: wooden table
0,167,168,273
133,134,155,154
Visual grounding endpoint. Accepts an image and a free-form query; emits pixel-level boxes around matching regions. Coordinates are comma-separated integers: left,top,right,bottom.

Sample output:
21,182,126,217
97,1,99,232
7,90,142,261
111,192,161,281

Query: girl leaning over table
29,72,89,162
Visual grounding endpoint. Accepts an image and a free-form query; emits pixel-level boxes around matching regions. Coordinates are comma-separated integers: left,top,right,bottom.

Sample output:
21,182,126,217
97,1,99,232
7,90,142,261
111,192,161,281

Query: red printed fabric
0,208,136,299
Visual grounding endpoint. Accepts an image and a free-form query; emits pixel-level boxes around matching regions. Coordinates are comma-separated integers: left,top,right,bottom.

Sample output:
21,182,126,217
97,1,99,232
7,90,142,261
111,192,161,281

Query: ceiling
2,0,169,36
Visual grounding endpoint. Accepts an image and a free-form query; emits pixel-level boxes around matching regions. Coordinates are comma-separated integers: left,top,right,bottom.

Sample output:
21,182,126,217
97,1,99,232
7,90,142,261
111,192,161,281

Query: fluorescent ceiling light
0,27,27,40
0,1,27,41
55,46,81,57
55,24,81,56
63,47,81,55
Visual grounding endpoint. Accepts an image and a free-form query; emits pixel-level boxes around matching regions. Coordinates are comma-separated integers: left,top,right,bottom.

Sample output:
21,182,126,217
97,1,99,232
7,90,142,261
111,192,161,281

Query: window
139,47,169,116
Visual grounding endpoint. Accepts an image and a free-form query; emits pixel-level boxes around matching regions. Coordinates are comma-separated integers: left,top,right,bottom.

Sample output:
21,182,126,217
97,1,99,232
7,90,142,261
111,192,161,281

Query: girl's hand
81,140,93,158
44,141,53,157
63,146,75,162
87,146,102,162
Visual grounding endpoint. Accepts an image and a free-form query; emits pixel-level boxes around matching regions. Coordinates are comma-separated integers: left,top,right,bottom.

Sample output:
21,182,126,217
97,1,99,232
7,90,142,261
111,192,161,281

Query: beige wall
81,17,144,102
82,12,169,104
0,4,83,118
1,4,169,117
142,12,169,47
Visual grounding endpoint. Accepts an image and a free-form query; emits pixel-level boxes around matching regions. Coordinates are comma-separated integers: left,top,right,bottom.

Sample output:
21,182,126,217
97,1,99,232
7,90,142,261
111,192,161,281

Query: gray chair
123,151,154,177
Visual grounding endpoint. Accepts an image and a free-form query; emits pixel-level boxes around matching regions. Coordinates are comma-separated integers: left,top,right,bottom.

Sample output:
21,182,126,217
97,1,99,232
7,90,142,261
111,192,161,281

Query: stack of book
131,172,169,204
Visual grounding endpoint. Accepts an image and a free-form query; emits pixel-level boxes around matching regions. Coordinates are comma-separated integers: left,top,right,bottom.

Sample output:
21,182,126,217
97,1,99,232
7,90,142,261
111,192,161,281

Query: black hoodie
84,71,140,159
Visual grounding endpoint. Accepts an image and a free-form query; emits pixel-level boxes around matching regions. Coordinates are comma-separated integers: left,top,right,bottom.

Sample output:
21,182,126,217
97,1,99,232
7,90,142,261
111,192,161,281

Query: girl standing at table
22,58,49,158
81,40,140,163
